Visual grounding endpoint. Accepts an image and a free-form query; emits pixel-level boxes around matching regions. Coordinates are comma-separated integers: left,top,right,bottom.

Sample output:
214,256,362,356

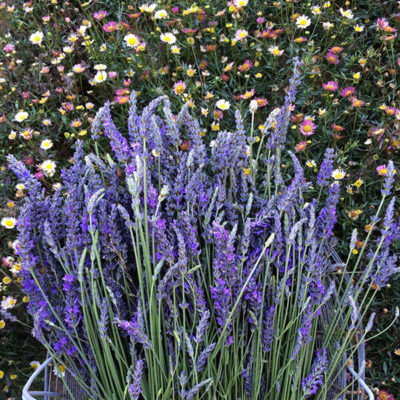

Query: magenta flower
340,86,355,97
295,141,308,152
351,98,364,108
300,119,316,136
173,80,187,95
325,52,339,64
94,10,108,20
103,21,118,32
377,18,389,30
3,43,15,52
322,81,338,91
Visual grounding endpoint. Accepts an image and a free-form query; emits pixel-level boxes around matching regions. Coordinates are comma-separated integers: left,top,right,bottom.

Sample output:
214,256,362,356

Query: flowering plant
8,62,399,399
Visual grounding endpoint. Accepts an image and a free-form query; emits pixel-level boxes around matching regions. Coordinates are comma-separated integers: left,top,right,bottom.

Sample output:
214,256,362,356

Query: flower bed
0,1,399,396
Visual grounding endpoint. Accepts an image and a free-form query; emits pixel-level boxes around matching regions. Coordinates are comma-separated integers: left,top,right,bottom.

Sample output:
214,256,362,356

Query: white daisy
14,111,29,122
1,296,17,310
30,361,41,371
40,139,53,150
296,15,311,29
124,34,139,48
94,71,107,83
216,99,231,111
332,169,346,180
1,217,16,229
234,0,248,7
160,32,177,44
94,64,107,71
41,160,57,177
339,8,354,19
154,9,168,19
29,31,44,45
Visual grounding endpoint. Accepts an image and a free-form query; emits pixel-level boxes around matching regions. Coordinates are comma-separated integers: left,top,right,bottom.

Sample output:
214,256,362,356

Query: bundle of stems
9,60,399,400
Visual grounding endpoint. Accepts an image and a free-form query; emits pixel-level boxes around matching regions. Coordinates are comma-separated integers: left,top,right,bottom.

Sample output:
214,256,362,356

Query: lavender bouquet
8,60,399,400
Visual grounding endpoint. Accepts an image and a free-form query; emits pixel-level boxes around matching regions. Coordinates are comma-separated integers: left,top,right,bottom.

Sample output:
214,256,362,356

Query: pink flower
35,171,44,180
256,17,265,24
328,46,343,54
385,33,397,41
377,390,394,400
94,10,108,20
377,18,389,30
115,96,129,104
238,59,253,72
235,29,249,41
240,89,255,100
376,165,388,176
351,98,364,108
295,141,308,152
109,71,117,79
173,80,187,95
322,81,338,91
171,6,179,14
103,21,118,32
300,119,316,136
340,86,355,97
3,43,15,52
384,106,398,116
255,98,268,107
325,51,339,64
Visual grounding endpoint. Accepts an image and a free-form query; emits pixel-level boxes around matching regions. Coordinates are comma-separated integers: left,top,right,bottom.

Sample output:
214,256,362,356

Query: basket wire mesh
325,250,374,400
22,357,84,400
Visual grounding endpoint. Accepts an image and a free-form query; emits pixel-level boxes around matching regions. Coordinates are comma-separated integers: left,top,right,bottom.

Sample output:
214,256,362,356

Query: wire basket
322,250,374,400
22,358,84,400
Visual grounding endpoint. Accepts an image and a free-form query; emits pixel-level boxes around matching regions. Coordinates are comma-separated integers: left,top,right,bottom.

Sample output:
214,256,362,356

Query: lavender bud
301,348,328,398
128,359,144,400
381,160,396,196
316,148,335,188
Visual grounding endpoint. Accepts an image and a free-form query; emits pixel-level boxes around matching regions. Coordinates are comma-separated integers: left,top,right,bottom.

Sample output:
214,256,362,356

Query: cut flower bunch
8,61,399,400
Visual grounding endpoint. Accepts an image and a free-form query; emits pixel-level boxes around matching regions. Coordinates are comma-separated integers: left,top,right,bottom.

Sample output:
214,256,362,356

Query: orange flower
329,46,344,54
332,124,344,132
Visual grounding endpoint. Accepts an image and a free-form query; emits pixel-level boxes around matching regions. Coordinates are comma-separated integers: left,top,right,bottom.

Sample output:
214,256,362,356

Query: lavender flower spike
7,154,43,198
128,359,144,400
316,148,335,188
301,348,328,398
381,160,396,196
100,101,133,164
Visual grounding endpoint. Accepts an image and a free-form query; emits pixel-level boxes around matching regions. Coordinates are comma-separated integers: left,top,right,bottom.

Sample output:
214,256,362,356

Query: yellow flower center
128,37,137,45
175,85,185,94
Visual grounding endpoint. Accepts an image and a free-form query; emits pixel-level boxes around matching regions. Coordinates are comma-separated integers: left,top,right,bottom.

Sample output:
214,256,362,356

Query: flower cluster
8,86,399,399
